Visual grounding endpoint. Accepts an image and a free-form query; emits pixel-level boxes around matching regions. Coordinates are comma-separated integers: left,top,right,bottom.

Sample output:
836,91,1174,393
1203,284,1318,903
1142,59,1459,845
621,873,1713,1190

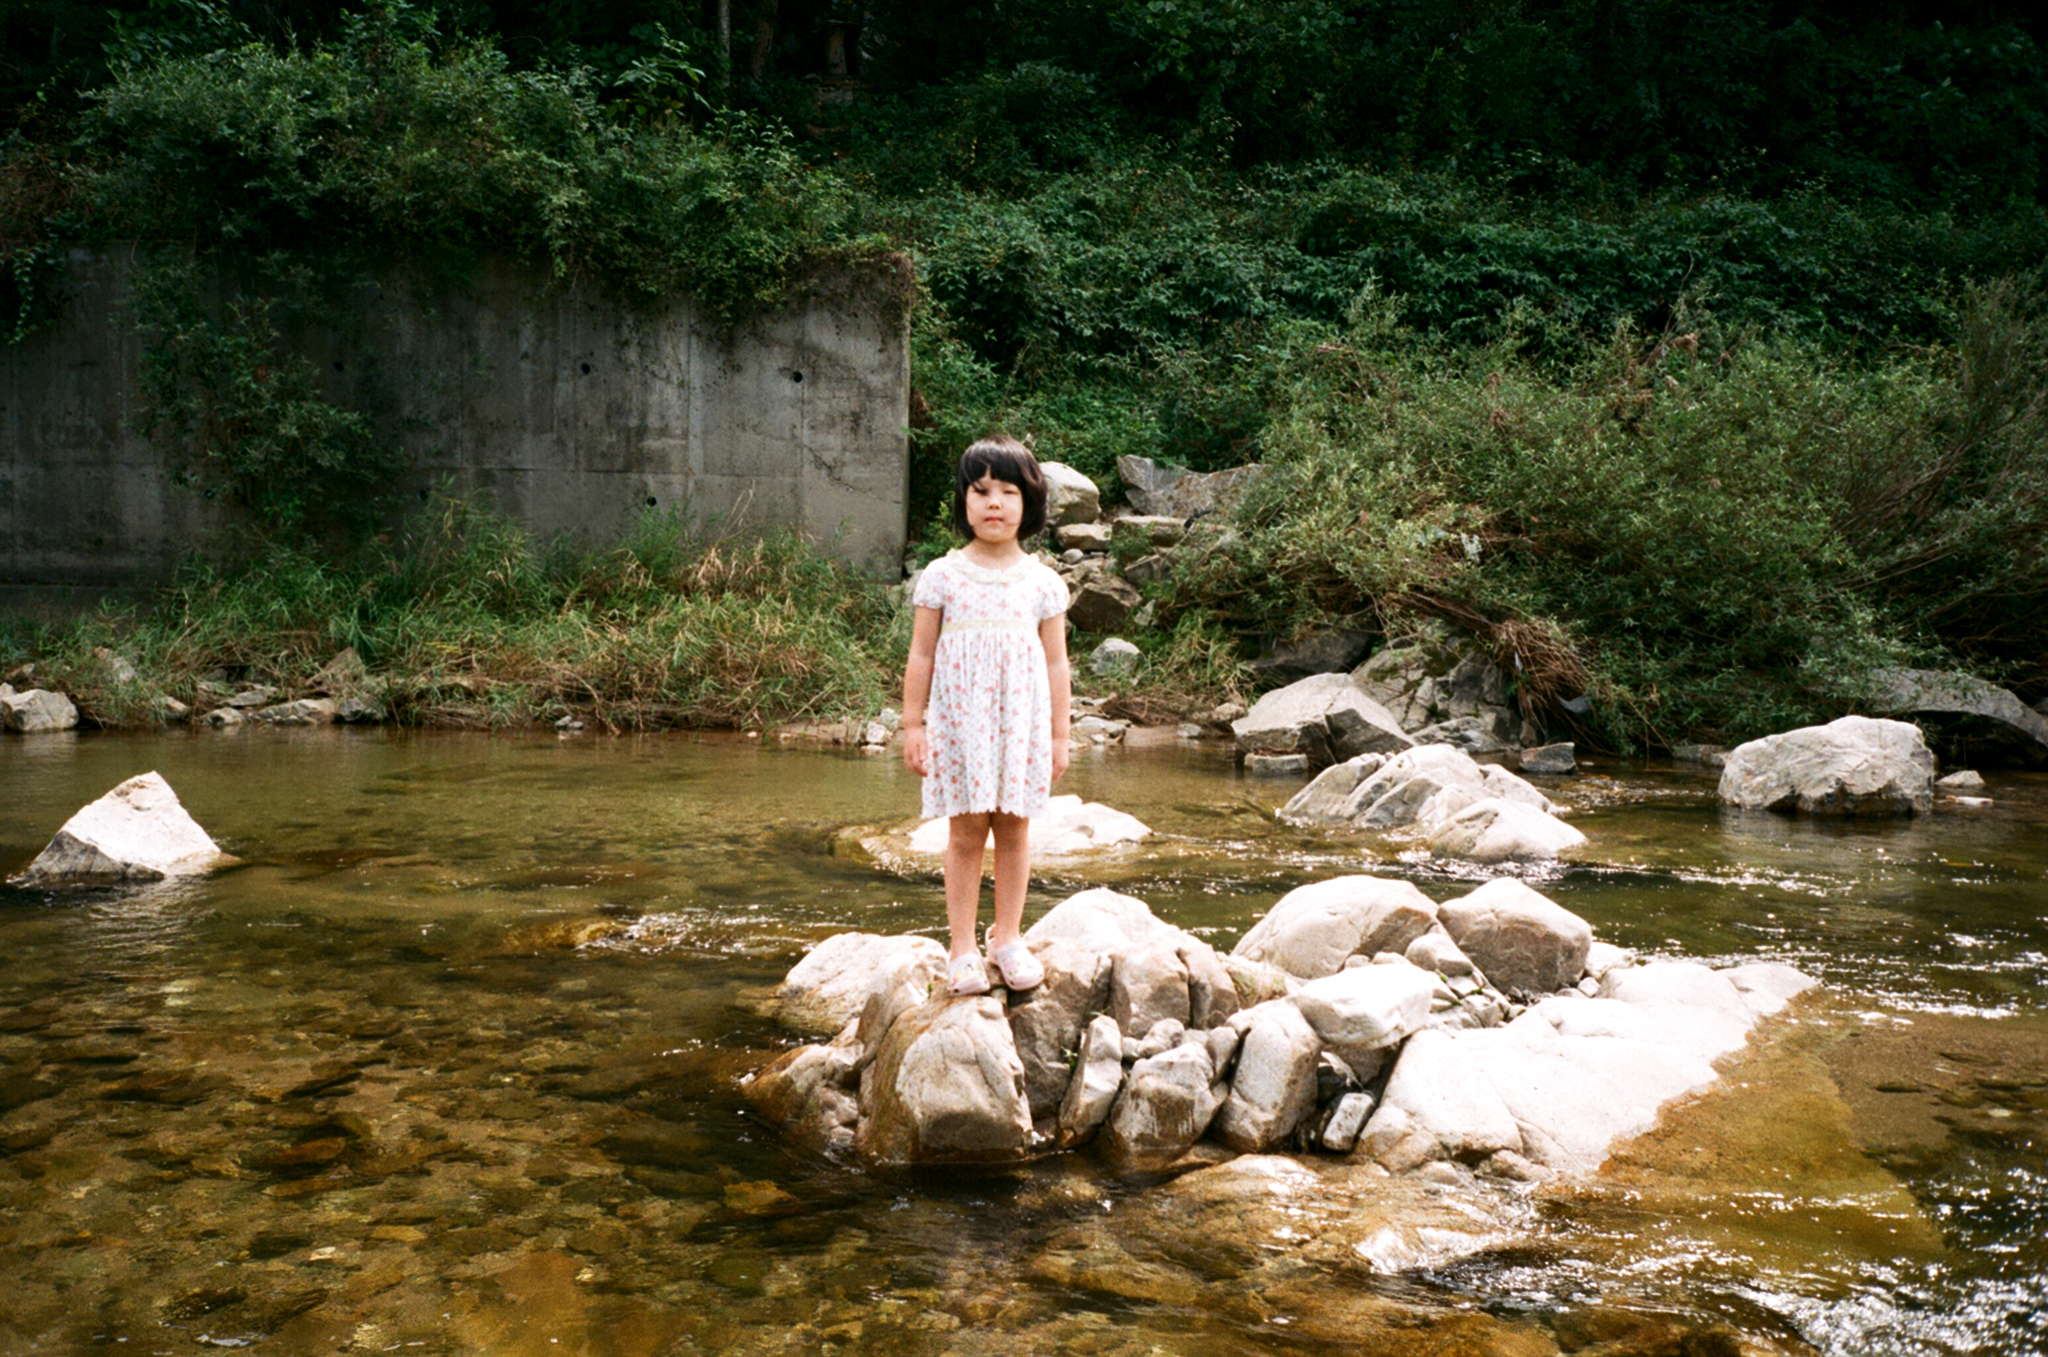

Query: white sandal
988,940,1044,992
946,952,991,996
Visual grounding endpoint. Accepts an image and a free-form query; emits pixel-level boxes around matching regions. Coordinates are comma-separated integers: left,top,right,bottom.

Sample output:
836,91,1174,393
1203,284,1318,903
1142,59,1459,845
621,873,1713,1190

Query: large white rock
1718,715,1934,816
1438,879,1592,996
1213,1000,1321,1152
1285,744,1554,840
1039,461,1102,528
1101,1041,1227,1166
908,795,1150,857
1288,958,1436,1074
0,687,79,734
855,996,1033,1164
766,932,948,1036
1232,874,1440,980
1233,673,1414,766
1426,798,1586,863
9,772,227,888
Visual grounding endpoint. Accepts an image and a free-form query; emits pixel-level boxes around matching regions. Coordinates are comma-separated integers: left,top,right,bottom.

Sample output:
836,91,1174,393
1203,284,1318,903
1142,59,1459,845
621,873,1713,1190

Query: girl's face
965,474,1025,546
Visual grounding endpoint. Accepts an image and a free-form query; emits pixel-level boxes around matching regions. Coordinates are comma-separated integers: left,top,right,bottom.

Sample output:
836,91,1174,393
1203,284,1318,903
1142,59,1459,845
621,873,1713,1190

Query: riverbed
2,728,2043,1356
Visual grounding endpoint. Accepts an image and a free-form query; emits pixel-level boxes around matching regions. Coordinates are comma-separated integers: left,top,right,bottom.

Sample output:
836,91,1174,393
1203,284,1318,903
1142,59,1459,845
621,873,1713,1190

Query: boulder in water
1717,715,1934,816
9,772,229,888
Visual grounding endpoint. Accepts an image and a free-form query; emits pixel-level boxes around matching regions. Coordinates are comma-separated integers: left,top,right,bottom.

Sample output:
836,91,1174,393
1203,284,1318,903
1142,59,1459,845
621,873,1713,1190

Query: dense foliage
3,0,2046,739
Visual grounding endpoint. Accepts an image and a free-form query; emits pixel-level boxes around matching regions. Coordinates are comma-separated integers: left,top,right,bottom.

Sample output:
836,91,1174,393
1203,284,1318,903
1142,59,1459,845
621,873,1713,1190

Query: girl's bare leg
986,812,1032,949
944,813,992,958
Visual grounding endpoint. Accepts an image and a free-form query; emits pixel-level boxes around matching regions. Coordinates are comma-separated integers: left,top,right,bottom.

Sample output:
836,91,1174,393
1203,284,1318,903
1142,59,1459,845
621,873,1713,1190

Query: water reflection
1,730,2043,1355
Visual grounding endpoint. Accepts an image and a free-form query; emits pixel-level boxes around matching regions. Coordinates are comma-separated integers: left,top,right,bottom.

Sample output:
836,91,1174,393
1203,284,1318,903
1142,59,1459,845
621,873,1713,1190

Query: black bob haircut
951,435,1049,540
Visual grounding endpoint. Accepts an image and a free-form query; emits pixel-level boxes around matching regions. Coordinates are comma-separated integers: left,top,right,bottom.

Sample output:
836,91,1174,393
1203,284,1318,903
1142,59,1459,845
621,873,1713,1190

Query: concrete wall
0,248,911,587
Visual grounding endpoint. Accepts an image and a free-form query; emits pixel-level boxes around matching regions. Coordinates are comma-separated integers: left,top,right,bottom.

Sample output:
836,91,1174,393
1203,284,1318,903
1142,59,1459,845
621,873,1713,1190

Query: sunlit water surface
1,729,2043,1356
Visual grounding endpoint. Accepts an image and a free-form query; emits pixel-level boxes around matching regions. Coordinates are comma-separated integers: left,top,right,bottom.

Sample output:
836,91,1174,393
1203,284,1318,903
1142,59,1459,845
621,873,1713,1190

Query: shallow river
2,729,2043,1356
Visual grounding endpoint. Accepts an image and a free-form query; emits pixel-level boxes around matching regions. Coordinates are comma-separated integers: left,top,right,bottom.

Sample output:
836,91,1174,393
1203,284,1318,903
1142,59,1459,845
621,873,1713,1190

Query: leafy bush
1155,282,2048,748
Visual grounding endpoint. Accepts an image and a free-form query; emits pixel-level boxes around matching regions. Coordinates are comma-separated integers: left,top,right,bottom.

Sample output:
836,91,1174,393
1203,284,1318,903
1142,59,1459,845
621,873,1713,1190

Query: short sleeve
912,557,948,610
1036,563,1070,620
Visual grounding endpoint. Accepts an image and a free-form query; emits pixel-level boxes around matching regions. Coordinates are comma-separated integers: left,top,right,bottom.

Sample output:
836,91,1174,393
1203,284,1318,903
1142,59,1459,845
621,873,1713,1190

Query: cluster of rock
8,771,230,888
1227,619,1579,785
1035,454,1260,659
744,877,1813,1179
1281,744,1587,863
0,648,388,735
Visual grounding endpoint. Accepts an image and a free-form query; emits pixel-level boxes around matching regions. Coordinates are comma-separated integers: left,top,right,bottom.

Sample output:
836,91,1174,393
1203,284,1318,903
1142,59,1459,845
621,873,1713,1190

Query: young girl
901,435,1073,996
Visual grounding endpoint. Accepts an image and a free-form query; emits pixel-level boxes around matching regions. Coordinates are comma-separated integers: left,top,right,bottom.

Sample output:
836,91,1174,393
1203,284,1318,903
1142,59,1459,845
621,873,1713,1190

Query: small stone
1935,769,1985,790
1320,1091,1376,1152
1177,723,1203,739
225,686,278,709
1519,742,1576,775
1945,796,1993,809
555,715,585,731
337,696,385,724
203,707,247,729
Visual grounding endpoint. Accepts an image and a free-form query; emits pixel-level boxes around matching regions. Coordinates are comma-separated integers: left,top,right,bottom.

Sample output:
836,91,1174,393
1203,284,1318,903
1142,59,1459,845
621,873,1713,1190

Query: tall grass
7,499,903,732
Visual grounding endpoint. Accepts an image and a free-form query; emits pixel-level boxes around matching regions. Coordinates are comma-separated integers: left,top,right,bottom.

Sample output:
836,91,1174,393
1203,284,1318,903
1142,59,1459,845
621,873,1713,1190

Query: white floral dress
914,550,1070,819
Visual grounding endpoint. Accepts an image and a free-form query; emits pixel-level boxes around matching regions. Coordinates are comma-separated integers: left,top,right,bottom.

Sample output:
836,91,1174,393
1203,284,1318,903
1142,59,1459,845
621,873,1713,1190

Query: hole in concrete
419,489,431,501
332,360,345,373
580,362,593,375
645,497,658,508
790,370,804,383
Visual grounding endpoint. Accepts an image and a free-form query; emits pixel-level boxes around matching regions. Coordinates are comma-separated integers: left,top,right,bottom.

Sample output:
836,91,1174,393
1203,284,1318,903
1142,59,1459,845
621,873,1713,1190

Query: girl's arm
902,605,942,776
1040,612,1072,782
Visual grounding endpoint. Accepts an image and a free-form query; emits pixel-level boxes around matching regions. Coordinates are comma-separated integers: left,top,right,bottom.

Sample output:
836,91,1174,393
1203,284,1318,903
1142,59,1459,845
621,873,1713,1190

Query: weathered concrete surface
2,248,910,586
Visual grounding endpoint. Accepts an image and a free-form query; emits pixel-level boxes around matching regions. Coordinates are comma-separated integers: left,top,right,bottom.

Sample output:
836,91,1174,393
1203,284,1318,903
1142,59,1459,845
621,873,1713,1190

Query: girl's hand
903,727,930,777
1050,736,1070,783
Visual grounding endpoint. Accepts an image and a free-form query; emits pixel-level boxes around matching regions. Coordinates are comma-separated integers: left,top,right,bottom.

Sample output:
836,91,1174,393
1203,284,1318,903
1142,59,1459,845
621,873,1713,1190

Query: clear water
1,729,2043,1356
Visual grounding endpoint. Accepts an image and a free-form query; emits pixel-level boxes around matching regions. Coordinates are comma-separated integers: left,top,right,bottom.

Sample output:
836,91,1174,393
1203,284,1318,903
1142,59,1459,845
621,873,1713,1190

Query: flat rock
909,795,1150,858
9,772,229,888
